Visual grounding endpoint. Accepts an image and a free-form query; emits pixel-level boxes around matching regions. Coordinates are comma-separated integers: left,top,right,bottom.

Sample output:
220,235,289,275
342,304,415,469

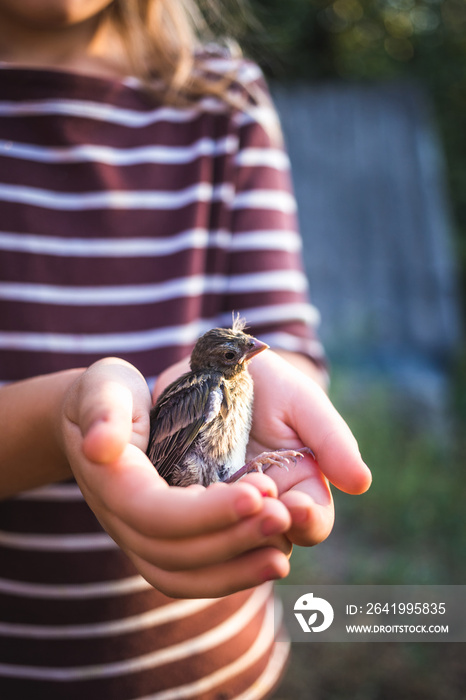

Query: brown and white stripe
0,57,319,697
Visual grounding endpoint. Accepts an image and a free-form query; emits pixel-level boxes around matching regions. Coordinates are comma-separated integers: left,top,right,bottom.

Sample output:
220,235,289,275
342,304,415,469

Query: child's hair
109,0,249,107
108,0,282,144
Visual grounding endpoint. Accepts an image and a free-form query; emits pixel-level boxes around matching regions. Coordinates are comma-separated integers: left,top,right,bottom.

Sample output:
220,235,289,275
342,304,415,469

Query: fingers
101,493,291,572
73,444,293,598
104,503,292,573
131,547,291,599
290,380,372,495
280,488,334,547
265,453,335,547
249,350,371,495
235,471,279,498
87,445,290,539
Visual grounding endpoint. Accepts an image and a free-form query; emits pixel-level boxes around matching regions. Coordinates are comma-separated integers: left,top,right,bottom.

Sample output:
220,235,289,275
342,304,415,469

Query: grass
273,643,466,700
272,369,466,699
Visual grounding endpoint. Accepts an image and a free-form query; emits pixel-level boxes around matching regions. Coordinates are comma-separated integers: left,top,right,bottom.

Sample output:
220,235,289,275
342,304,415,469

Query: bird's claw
225,447,313,483
249,448,303,471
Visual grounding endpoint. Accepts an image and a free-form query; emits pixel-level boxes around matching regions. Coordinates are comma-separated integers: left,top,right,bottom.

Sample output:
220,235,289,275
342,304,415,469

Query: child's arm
0,368,82,497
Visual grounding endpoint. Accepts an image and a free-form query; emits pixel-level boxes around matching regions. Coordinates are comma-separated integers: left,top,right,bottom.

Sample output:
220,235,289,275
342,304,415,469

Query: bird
146,317,309,487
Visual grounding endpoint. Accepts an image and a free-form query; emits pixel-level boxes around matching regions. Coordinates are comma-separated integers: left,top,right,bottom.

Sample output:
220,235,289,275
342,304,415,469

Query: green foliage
276,641,466,700
339,390,465,583
244,0,466,81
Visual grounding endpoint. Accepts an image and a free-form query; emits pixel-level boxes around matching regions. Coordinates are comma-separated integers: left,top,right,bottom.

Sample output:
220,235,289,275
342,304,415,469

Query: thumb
292,381,372,495
69,358,150,465
81,380,134,464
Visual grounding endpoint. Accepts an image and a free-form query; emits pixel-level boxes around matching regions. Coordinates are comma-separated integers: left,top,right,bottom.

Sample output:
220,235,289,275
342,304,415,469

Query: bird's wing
147,371,225,481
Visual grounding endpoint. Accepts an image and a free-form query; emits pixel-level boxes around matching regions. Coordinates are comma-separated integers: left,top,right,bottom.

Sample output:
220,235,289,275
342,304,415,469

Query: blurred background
211,0,466,697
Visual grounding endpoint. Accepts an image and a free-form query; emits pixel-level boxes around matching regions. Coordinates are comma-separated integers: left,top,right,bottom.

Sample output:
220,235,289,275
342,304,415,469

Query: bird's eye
224,351,236,361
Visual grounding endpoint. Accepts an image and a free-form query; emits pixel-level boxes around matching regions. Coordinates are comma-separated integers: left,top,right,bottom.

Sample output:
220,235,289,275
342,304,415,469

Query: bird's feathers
147,322,267,486
147,370,226,482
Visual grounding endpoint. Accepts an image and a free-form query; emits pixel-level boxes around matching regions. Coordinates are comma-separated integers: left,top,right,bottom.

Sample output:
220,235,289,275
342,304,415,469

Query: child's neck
0,10,131,79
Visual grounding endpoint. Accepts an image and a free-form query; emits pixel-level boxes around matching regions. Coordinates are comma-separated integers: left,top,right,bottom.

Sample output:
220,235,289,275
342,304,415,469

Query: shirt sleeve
221,63,326,367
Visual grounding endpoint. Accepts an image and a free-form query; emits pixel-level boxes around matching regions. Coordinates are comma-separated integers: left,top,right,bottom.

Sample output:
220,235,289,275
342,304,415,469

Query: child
0,1,371,697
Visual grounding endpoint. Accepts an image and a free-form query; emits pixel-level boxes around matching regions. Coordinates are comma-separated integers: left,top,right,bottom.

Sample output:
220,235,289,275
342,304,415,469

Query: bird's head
190,322,269,378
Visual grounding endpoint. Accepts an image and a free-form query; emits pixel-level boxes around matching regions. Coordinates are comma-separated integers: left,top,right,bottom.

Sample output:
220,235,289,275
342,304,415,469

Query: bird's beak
242,338,269,363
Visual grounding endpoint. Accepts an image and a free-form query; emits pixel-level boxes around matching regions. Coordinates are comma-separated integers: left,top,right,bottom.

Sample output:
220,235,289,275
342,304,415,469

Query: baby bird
147,318,307,487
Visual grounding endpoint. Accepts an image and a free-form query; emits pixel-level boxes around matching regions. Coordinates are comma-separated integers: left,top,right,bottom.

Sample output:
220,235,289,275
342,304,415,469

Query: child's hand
248,350,372,547
61,358,293,598
154,351,371,551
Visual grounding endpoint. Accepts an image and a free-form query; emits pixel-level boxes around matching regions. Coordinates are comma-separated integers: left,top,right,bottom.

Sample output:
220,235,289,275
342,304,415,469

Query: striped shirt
0,59,323,698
